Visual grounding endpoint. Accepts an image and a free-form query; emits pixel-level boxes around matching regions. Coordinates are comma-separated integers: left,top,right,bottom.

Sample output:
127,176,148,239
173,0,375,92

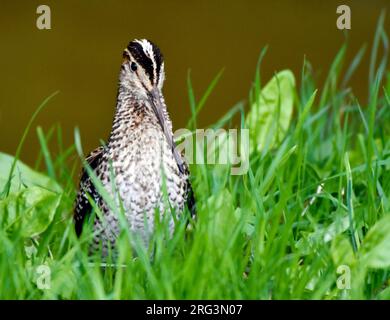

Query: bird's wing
181,155,196,220
74,146,104,237
186,179,196,220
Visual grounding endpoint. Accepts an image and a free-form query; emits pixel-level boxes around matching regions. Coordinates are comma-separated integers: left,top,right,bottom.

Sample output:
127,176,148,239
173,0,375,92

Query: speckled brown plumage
74,39,195,255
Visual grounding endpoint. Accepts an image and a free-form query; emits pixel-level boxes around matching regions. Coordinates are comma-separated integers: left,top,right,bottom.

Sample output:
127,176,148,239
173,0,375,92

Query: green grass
1,17,390,299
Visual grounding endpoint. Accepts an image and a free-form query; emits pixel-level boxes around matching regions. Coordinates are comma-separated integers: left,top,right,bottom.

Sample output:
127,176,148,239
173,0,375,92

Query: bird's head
120,39,165,98
119,39,184,173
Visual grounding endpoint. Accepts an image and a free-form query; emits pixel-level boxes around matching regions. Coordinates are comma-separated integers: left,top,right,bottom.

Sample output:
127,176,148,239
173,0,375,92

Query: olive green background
0,1,389,165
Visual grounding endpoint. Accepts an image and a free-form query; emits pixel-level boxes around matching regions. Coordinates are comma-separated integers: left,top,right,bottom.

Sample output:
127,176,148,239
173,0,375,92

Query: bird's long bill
149,89,185,174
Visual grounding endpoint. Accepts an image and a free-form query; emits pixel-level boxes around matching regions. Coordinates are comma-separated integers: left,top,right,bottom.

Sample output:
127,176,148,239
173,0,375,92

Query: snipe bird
74,39,196,254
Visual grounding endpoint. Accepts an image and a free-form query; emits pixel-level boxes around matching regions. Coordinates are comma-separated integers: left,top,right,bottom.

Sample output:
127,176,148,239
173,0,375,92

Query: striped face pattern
121,39,165,93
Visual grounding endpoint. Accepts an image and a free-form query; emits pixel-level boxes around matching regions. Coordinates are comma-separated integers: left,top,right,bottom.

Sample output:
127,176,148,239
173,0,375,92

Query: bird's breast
103,125,187,222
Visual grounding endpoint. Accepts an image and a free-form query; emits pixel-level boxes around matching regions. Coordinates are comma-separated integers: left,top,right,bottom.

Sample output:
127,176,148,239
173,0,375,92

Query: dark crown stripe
151,41,163,84
127,41,154,83
127,40,163,85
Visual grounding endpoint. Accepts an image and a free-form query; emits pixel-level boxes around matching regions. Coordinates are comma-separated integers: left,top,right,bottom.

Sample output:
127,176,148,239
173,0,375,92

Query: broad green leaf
234,207,255,237
206,189,235,246
331,235,356,266
378,286,390,300
323,214,350,243
0,152,61,194
246,69,295,153
296,212,351,255
0,186,61,237
360,214,390,269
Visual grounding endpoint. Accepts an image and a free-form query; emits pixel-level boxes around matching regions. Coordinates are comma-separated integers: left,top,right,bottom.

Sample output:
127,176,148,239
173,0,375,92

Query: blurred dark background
0,0,389,165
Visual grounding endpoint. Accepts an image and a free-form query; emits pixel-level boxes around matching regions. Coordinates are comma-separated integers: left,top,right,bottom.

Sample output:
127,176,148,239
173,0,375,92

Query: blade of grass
186,68,224,129
0,90,59,198
36,126,56,179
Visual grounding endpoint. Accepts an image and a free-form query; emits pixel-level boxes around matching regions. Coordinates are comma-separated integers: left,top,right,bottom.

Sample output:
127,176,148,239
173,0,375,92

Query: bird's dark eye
131,62,137,72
